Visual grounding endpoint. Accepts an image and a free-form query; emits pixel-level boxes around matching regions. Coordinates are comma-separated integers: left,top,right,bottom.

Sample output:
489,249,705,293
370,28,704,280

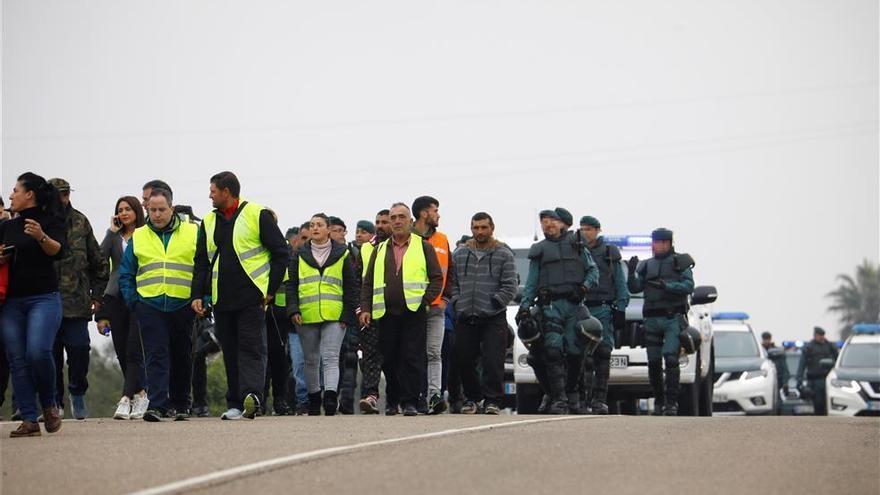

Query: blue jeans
288,332,308,405
2,293,63,422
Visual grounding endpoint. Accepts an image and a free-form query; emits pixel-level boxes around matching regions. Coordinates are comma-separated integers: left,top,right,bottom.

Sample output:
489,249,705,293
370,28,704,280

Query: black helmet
575,305,603,354
679,326,702,354
517,307,543,348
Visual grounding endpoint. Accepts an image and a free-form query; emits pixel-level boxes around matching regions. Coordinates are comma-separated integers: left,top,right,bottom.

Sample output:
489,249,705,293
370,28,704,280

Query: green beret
580,215,600,228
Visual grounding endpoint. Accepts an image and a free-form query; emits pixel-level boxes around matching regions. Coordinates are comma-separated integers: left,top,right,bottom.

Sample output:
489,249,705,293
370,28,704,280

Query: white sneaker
221,408,243,420
130,394,149,420
113,397,131,420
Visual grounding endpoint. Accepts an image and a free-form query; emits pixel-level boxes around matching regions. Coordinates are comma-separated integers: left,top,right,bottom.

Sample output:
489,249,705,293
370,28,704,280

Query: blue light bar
836,341,844,348
852,323,880,334
604,235,653,248
712,312,750,321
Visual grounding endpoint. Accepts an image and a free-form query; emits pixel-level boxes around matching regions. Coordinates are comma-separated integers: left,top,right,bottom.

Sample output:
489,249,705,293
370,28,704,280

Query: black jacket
285,240,358,327
192,202,289,312
0,207,68,298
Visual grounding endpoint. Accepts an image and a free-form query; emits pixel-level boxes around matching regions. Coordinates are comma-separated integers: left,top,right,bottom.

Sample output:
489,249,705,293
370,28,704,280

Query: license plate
714,394,728,402
504,383,517,394
868,401,880,412
610,355,628,368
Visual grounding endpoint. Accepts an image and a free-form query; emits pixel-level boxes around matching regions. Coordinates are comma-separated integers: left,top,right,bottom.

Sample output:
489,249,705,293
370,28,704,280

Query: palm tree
827,260,880,339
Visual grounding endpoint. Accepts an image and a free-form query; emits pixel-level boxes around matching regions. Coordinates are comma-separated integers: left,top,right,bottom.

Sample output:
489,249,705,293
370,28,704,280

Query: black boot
663,355,680,416
568,392,587,415
590,353,610,415
537,394,551,414
547,359,569,415
307,392,322,416
323,390,338,416
648,359,665,416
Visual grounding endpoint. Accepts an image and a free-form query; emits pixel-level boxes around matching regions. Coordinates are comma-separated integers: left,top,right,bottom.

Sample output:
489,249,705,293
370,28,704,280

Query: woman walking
96,196,149,419
286,213,357,416
0,172,67,437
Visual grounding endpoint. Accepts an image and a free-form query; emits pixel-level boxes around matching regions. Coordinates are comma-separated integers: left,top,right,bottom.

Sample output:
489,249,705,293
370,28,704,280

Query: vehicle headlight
517,355,530,368
830,379,861,393
744,370,768,380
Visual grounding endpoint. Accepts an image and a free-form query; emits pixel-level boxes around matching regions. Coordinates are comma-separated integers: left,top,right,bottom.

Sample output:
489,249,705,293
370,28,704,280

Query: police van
508,234,718,416
710,312,778,415
826,323,880,417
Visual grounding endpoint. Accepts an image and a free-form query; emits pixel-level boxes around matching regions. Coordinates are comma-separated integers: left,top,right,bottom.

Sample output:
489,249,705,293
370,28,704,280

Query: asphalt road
1,415,877,495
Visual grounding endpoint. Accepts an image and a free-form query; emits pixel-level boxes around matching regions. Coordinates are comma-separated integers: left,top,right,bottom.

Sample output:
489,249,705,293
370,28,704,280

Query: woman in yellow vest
286,213,357,416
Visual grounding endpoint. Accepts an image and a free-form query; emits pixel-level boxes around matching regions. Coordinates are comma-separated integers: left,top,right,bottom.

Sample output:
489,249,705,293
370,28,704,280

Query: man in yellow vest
191,172,289,421
119,187,198,422
359,203,443,416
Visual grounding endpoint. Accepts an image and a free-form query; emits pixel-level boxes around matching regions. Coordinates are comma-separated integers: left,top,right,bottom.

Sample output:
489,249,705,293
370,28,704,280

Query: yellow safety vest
360,241,375,278
133,222,198,299
274,273,289,308
298,250,348,323
371,234,428,319
202,201,271,305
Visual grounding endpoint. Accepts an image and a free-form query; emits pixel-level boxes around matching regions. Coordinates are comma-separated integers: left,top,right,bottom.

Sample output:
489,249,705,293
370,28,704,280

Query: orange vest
426,230,450,306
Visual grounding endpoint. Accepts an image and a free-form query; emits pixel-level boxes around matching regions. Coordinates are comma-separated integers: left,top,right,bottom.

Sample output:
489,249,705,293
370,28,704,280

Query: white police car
826,323,880,417
509,234,718,416
710,312,778,415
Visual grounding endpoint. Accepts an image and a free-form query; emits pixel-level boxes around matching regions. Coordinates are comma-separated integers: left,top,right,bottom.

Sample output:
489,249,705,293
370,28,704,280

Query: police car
508,234,718,416
710,313,778,415
826,323,880,417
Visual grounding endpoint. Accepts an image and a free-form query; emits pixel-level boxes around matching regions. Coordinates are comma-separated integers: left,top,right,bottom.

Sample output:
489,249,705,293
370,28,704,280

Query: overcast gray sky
2,0,878,342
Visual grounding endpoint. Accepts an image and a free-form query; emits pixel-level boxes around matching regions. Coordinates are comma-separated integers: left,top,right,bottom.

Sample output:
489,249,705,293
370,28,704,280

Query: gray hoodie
451,239,517,319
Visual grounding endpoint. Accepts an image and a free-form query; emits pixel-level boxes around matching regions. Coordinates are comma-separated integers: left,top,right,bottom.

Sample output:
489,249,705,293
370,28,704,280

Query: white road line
129,416,600,495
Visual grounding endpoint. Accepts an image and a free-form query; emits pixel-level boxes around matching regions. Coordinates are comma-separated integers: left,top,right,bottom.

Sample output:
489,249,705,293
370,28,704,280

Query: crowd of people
1,169,716,438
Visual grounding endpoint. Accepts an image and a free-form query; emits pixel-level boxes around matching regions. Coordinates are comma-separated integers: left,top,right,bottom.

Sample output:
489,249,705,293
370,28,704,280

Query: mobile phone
113,217,123,228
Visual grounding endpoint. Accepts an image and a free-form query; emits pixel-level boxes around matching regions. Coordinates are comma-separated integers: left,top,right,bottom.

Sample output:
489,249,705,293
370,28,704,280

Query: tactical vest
133,222,198,300
528,235,586,296
804,341,837,377
641,253,690,311
585,240,621,303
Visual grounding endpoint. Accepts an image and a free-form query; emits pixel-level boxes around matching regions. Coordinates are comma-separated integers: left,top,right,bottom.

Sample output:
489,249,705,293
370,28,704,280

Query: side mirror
691,285,718,306
819,358,835,371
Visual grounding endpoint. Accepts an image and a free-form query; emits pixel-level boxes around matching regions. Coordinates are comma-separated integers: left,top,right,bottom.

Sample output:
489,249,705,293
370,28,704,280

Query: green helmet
575,307,603,354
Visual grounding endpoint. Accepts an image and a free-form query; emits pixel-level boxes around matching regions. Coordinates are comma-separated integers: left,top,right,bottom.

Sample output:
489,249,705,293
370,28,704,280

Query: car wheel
515,383,542,414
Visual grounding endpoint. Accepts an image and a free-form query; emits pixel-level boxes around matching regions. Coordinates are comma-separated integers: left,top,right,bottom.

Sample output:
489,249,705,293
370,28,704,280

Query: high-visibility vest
274,272,289,308
298,249,348,323
424,230,450,306
133,222,198,299
371,234,428,319
202,201,270,305
360,241,375,278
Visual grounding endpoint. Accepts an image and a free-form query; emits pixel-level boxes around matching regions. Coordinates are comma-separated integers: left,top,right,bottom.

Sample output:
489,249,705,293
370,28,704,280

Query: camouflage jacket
55,204,109,318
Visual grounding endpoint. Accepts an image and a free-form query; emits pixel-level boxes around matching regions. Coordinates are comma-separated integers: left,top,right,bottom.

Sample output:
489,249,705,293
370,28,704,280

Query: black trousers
192,319,220,409
359,322,382,398
215,304,267,410
53,317,91,407
264,305,291,410
454,313,507,404
441,328,461,401
379,310,427,408
135,303,195,413
104,295,146,398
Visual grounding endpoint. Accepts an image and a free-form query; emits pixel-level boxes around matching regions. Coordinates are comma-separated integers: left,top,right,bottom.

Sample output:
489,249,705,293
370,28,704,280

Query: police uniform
797,331,838,416
580,216,629,414
520,210,599,414
627,228,694,416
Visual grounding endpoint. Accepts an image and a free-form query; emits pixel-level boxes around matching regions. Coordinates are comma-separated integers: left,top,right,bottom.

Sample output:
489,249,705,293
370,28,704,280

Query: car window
715,331,760,358
840,343,880,368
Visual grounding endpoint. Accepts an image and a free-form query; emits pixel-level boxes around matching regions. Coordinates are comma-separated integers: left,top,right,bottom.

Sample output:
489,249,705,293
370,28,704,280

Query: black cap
761,332,772,340
651,228,673,242
813,326,826,336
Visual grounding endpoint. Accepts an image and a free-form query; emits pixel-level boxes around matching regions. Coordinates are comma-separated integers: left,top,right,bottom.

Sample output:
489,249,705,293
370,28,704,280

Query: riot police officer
797,327,838,416
627,228,694,416
579,216,629,415
519,209,598,415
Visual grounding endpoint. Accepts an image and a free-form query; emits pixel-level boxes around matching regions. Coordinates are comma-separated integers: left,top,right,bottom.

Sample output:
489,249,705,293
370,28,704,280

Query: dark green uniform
628,243,694,415
521,230,598,413
582,236,629,412
797,339,838,416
